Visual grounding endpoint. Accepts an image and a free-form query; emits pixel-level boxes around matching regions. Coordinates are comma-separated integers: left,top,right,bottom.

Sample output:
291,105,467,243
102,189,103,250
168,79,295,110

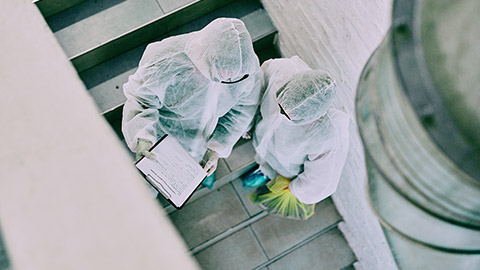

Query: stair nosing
65,0,238,71
189,211,269,255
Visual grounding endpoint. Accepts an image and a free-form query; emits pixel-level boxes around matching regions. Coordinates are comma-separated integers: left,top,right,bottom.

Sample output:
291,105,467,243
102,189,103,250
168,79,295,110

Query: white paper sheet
136,135,207,208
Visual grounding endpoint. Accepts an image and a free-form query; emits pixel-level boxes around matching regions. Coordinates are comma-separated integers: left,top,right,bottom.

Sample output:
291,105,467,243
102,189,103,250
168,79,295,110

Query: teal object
202,172,215,190
243,168,270,187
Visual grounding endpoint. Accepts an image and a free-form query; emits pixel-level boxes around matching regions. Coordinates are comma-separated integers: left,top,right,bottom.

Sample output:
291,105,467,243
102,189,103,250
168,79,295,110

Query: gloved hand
242,131,252,139
243,167,269,187
201,149,219,176
249,175,315,220
135,139,155,161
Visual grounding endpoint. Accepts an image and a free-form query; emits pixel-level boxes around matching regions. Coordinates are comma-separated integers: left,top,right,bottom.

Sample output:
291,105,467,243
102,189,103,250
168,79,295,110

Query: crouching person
244,56,350,220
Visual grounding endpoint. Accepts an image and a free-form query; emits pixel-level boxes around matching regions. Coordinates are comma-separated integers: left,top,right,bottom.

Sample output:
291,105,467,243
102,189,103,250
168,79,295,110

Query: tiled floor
250,199,341,258
194,227,268,270
164,140,356,270
267,228,355,270
169,184,249,249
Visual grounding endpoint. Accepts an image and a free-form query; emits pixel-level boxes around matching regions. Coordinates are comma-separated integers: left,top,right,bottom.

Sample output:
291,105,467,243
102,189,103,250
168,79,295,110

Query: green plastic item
249,175,315,220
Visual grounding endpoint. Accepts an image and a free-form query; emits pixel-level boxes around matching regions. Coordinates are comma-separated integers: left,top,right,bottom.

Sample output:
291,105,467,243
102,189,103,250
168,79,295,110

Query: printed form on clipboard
135,135,207,209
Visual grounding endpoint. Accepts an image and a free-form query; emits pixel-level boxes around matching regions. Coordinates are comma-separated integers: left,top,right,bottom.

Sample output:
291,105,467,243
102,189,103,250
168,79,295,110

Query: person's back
122,18,262,187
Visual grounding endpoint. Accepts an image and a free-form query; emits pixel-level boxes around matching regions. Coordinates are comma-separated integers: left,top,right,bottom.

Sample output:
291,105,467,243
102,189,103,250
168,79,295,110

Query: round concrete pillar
356,0,480,268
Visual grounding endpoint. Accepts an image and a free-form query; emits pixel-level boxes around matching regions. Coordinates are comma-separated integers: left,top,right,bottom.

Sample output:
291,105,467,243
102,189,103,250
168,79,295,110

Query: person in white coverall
122,18,262,189
246,56,350,220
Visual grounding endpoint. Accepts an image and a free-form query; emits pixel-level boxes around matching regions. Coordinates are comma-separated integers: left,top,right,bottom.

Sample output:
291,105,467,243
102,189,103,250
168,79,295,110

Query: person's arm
242,61,272,139
205,70,262,157
242,105,264,139
122,65,166,152
289,113,350,204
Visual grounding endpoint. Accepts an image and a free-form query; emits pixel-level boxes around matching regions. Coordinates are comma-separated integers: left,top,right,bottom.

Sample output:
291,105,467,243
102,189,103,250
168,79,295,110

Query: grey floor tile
52,0,163,58
215,158,231,180
156,0,194,13
225,139,256,172
268,228,356,270
231,178,262,216
169,184,249,249
195,227,267,270
251,198,341,258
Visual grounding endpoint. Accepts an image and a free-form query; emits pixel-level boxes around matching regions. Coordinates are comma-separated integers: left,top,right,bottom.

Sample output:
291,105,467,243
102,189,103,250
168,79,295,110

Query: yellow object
249,175,315,220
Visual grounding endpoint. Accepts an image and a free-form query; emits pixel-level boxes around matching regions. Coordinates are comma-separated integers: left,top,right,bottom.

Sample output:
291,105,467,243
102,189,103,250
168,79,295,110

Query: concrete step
34,0,87,18
45,0,237,72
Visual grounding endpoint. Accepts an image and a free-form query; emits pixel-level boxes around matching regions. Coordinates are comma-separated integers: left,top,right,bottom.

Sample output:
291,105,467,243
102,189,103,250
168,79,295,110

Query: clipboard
135,135,207,209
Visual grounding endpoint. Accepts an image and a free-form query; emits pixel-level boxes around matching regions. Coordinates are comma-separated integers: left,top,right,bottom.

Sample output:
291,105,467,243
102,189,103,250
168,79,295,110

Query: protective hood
184,18,258,83
275,70,336,124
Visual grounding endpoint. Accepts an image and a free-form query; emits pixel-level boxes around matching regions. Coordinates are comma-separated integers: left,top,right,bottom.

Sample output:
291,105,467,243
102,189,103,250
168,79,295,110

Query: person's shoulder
326,108,350,148
260,56,312,90
261,56,310,73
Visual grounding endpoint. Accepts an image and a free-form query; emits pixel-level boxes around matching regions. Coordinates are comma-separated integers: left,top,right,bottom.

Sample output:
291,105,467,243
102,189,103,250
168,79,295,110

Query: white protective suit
253,56,350,204
122,18,262,161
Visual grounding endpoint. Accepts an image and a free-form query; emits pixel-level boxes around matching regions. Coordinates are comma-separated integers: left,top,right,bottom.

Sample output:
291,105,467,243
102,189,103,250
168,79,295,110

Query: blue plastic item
243,167,270,187
202,172,216,190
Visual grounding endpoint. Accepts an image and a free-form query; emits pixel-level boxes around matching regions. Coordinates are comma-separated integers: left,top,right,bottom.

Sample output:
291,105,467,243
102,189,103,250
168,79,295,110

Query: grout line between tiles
223,157,233,172
251,221,341,270
249,225,271,263
190,211,269,255
221,158,233,174
153,0,165,14
230,180,253,217
229,168,271,263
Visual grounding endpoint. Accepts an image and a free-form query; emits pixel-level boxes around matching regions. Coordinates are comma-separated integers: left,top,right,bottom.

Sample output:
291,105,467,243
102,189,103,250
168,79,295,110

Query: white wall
0,1,198,269
260,1,397,269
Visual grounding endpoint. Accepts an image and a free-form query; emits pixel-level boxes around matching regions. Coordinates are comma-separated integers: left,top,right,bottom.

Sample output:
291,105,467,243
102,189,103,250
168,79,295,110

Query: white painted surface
260,0,397,269
0,1,198,269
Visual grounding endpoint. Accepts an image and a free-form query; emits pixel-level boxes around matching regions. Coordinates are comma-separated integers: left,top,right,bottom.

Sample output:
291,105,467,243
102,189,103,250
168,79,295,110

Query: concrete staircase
36,0,357,268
